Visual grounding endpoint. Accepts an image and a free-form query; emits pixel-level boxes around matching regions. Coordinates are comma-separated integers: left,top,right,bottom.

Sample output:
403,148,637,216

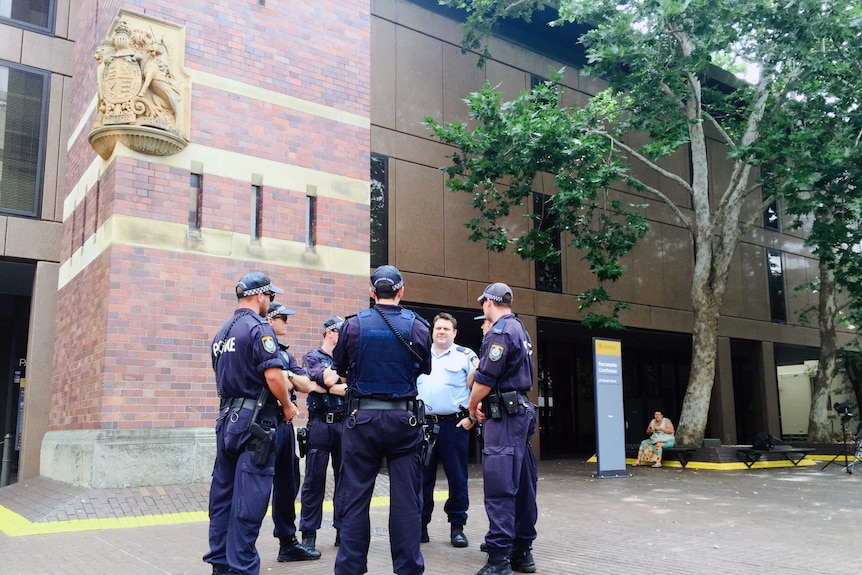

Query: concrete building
0,0,830,487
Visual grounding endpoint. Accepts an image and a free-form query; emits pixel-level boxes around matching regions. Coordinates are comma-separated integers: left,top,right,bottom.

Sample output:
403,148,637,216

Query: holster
248,421,275,465
296,425,310,458
248,387,277,466
420,423,440,467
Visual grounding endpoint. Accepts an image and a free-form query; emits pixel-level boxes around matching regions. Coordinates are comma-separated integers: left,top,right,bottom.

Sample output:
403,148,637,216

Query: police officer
204,272,298,575
299,316,349,551
332,265,432,575
265,301,323,562
467,283,538,575
417,312,478,547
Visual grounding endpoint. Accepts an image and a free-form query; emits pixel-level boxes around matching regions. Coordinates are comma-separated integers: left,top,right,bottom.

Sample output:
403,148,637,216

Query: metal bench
736,445,814,468
662,447,698,468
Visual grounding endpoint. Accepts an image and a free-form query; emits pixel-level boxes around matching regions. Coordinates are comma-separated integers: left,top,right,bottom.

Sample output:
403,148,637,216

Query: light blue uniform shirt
417,344,478,415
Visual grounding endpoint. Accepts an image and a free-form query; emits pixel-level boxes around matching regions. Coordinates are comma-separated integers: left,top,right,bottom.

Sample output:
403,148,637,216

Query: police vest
305,348,346,413
350,308,418,398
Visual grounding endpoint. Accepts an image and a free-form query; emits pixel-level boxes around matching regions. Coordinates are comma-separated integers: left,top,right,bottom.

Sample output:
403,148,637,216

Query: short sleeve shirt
473,313,534,393
211,309,283,398
417,344,478,414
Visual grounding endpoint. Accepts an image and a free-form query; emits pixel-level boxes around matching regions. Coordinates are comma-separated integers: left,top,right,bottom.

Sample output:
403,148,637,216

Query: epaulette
455,345,471,354
412,312,430,327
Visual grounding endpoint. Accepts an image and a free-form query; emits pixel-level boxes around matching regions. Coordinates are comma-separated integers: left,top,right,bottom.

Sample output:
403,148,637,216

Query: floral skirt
637,438,675,463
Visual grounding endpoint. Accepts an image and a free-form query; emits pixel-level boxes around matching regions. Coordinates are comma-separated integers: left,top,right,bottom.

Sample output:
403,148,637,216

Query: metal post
0,433,12,487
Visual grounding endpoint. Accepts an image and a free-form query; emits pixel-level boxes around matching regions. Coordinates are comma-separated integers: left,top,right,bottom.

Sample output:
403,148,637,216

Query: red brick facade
53,1,372,432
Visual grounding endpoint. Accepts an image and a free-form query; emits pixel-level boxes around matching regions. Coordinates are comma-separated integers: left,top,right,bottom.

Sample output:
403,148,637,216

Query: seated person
633,411,675,468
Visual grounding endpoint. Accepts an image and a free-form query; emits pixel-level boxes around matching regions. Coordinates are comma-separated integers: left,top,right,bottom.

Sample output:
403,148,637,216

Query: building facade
0,0,832,487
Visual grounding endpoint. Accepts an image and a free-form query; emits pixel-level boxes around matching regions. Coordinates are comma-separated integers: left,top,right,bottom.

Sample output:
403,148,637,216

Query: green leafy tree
772,43,862,440
426,78,649,329
432,0,857,446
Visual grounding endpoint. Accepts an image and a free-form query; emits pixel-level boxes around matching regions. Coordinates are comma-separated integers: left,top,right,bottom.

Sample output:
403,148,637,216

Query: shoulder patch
489,344,504,361
262,335,277,354
471,356,480,369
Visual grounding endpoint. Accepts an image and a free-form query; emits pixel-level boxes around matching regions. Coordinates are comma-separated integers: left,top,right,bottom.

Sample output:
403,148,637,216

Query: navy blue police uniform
299,316,347,545
332,266,432,575
264,301,320,562
473,284,538,574
204,272,284,575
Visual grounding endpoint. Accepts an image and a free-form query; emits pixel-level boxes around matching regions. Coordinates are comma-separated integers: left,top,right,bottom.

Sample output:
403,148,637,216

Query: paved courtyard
0,459,859,574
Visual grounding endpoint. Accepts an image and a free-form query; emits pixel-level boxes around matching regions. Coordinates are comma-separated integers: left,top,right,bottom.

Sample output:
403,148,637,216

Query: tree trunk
808,263,837,442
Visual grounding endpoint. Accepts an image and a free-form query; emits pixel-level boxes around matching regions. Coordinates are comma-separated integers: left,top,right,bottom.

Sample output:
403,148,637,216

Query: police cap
236,271,284,298
267,301,297,319
323,316,345,333
371,265,404,296
477,282,513,305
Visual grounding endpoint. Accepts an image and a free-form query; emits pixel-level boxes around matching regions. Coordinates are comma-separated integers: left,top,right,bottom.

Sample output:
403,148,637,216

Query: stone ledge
40,428,214,488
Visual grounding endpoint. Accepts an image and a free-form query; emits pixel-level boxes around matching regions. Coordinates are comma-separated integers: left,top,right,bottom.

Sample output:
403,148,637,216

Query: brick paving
1,459,860,574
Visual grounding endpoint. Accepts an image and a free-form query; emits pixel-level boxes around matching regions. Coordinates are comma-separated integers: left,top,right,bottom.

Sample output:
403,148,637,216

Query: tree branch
600,132,694,194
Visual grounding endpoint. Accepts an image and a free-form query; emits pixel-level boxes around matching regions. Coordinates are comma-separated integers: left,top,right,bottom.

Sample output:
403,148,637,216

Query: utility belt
346,395,426,428
310,411,347,424
220,396,279,415
221,393,279,465
426,409,469,424
482,389,527,420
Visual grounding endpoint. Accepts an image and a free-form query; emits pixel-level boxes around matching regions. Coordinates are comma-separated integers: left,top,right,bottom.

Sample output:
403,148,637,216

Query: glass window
533,192,563,293
0,62,49,217
767,248,787,323
250,184,262,240
370,153,389,268
0,0,54,32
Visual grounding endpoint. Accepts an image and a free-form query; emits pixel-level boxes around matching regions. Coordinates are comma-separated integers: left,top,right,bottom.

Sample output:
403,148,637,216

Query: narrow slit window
189,172,202,231
305,195,317,247
251,184,263,240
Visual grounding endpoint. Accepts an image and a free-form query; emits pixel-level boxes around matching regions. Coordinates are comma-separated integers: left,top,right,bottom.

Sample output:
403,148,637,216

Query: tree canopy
431,0,862,445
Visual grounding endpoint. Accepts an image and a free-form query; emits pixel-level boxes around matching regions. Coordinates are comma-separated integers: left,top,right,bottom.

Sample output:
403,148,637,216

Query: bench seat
736,446,814,468
662,447,698,468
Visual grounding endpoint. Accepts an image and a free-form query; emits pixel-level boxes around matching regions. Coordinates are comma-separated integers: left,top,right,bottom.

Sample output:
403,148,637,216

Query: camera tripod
822,414,855,475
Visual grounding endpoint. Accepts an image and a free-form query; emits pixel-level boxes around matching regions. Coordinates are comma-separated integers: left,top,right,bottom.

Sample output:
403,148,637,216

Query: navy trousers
334,410,425,575
271,421,300,542
481,400,538,552
422,418,469,527
299,418,344,533
204,406,276,575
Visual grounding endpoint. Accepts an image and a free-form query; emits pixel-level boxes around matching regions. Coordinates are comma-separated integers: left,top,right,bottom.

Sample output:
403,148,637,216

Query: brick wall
53,0,371,431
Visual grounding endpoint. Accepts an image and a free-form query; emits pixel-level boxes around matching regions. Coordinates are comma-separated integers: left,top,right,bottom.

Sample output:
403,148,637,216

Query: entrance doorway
0,260,35,484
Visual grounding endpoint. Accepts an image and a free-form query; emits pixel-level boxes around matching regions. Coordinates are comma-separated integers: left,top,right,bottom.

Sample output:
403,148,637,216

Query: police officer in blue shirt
467,283,538,575
204,272,298,575
265,302,323,562
299,316,349,551
332,265,433,575
417,312,478,548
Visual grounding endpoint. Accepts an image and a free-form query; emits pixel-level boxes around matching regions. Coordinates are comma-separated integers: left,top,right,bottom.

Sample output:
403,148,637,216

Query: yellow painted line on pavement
0,492,447,537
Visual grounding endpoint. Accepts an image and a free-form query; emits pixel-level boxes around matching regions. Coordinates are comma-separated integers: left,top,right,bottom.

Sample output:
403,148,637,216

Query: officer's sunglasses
264,292,276,301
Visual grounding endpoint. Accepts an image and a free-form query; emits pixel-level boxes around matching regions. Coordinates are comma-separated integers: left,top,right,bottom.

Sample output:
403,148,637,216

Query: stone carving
89,11,190,160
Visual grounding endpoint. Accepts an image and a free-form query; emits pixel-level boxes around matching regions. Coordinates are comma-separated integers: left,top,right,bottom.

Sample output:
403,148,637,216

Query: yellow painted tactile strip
584,456,817,470
0,492,447,537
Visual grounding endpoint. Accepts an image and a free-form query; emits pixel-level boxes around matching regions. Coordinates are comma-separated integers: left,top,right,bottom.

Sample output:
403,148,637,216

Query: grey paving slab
1,460,860,574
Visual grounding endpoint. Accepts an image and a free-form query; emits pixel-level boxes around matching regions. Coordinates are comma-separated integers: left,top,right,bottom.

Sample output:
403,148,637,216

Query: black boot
476,551,512,575
510,545,536,573
301,530,317,551
210,564,231,575
450,524,469,547
334,529,341,547
277,536,322,562
421,524,430,543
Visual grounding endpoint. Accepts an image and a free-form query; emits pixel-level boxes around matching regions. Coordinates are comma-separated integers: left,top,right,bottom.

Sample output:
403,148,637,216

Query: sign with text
593,338,627,477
